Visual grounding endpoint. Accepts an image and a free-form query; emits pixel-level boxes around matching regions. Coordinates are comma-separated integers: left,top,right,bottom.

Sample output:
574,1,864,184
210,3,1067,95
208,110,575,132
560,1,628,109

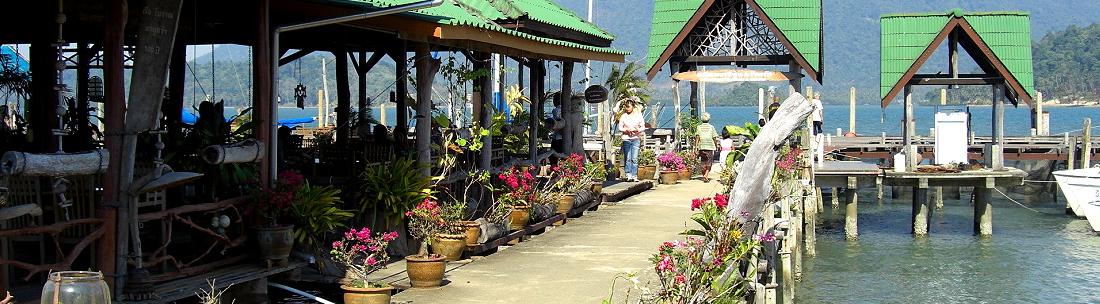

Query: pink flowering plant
406,198,446,258
775,145,804,179
657,151,686,172
545,153,593,201
330,227,398,288
649,193,762,303
495,166,538,208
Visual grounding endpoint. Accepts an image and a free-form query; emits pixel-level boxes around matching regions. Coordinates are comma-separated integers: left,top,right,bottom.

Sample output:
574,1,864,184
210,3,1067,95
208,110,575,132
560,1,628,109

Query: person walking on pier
811,92,824,135
617,98,645,181
695,113,719,182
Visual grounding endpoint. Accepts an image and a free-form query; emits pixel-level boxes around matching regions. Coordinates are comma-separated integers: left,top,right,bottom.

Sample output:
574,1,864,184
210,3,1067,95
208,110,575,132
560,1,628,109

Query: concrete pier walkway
388,180,721,303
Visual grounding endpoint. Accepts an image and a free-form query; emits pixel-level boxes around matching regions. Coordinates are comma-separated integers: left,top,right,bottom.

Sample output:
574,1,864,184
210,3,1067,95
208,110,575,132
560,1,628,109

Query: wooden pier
826,133,1099,161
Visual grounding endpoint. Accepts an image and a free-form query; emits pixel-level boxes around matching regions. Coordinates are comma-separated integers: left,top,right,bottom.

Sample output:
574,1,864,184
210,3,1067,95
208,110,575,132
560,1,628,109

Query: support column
689,81,699,117
788,62,802,95
474,54,493,170
528,60,542,161
1037,92,1045,135
357,52,369,129
166,36,187,140
414,43,436,177
98,0,127,293
393,46,409,152
561,62,574,155
876,176,884,203
934,187,944,210
75,43,93,150
803,185,816,257
563,62,580,154
254,0,273,184
991,84,1005,170
335,51,351,145
845,177,858,240
30,30,60,152
830,187,839,209
912,179,930,236
1083,118,1092,168
846,87,856,136
673,80,682,148
974,185,993,236
903,85,917,170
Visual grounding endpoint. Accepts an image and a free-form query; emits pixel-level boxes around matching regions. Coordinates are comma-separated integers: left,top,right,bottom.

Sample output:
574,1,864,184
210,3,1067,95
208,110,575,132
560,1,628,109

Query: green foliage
289,183,353,250
638,149,656,167
605,62,651,109
680,113,701,144
1033,23,1100,101
357,158,431,227
585,161,607,181
725,122,760,162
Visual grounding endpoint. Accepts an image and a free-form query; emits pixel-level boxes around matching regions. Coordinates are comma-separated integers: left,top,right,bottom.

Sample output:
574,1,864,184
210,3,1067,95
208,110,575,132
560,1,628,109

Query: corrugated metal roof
755,0,821,72
646,0,705,72
324,0,627,55
646,0,823,80
879,10,1034,101
511,0,615,40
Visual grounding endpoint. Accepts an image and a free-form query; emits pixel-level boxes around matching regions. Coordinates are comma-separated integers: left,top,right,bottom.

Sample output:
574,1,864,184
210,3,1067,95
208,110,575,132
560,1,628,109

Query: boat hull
1053,168,1100,218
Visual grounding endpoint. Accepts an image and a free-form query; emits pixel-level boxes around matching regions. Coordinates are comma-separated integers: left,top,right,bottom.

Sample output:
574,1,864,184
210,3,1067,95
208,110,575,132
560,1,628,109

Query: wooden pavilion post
991,84,1004,170
689,81,699,118
30,10,60,152
561,61,575,155
254,0,273,184
358,52,369,130
475,53,493,170
528,59,543,161
335,51,352,145
903,85,916,171
75,43,93,150
414,43,436,177
393,46,409,152
98,0,127,293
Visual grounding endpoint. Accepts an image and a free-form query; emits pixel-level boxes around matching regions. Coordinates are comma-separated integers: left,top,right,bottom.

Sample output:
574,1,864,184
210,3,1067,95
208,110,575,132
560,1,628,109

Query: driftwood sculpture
0,149,109,176
202,139,265,164
726,93,812,230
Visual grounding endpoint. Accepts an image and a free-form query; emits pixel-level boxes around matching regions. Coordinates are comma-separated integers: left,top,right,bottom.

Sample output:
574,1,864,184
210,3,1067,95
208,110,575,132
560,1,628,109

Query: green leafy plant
289,182,353,250
605,62,650,108
585,161,606,182
638,149,657,167
680,113,701,146
725,122,761,161
358,158,431,228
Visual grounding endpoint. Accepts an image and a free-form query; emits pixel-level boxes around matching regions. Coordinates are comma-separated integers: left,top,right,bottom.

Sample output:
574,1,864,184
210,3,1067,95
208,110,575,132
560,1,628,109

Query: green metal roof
510,0,615,41
755,0,822,72
326,0,627,56
646,0,823,80
879,10,1034,102
646,0,704,72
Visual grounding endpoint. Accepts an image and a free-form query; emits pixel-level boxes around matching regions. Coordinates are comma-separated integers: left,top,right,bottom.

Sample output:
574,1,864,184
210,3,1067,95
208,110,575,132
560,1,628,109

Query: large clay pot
638,166,657,180
508,205,531,231
255,225,295,263
431,233,466,261
406,255,446,288
678,169,692,180
341,285,393,304
556,195,575,214
453,221,481,246
660,171,679,185
41,271,110,304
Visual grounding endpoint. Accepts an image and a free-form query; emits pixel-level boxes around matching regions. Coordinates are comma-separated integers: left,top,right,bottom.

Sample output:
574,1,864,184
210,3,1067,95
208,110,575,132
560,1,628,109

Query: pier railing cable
990,187,1064,216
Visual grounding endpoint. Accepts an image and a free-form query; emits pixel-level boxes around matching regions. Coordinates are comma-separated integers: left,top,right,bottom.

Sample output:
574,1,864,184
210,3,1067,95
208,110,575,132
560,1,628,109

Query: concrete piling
933,187,944,210
830,187,839,209
974,187,993,237
912,180,930,237
845,177,858,240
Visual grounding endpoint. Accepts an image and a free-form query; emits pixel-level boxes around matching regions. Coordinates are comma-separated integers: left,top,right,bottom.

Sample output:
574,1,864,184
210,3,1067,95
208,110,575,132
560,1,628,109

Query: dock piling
912,179,930,236
933,187,944,210
845,177,858,240
1068,136,1076,171
1083,118,1092,168
803,185,816,257
974,180,993,236
876,176,883,203
830,187,839,209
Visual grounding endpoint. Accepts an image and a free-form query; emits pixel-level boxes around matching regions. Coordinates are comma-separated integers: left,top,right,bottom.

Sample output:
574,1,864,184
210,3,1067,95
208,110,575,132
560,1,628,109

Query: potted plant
251,170,307,267
496,167,537,231
637,149,657,180
288,182,353,273
331,227,399,304
432,201,468,261
678,150,698,180
357,158,430,254
405,198,447,288
550,154,588,215
585,161,607,194
657,152,685,185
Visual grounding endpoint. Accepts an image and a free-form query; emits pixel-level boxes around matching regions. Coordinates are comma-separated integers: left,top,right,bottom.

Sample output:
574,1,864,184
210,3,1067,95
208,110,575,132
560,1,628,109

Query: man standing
811,92,824,135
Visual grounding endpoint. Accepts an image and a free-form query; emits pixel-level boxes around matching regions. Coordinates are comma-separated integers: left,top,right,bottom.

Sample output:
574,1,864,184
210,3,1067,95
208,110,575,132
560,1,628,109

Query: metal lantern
88,76,104,103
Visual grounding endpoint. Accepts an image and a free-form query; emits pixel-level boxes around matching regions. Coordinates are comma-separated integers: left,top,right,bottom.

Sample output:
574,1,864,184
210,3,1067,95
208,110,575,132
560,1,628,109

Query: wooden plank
125,0,184,132
602,181,653,202
118,261,306,304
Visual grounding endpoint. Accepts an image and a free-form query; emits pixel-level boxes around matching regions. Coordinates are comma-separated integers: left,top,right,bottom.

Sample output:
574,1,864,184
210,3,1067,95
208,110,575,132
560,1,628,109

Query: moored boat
1053,167,1100,233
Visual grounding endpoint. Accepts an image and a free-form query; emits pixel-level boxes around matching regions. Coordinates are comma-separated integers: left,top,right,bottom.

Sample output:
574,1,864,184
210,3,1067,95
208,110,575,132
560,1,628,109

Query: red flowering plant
406,198,446,258
251,170,307,227
649,193,761,303
330,227,399,288
494,166,538,208
542,153,593,204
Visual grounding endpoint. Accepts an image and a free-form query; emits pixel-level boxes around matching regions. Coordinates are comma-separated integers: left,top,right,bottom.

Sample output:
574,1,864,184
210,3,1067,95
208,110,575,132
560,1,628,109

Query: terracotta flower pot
678,169,692,180
431,234,466,261
453,221,481,246
508,205,531,231
638,166,656,180
590,182,603,194
255,225,295,264
660,171,679,185
556,195,575,214
405,255,446,288
341,285,393,304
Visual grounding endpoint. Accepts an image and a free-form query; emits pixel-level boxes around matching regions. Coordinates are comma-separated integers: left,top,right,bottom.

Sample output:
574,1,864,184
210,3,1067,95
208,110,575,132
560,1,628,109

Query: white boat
1053,167,1100,233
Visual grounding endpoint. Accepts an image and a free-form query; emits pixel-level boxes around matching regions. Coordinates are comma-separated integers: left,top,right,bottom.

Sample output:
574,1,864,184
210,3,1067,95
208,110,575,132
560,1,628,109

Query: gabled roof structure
880,10,1034,106
645,0,823,81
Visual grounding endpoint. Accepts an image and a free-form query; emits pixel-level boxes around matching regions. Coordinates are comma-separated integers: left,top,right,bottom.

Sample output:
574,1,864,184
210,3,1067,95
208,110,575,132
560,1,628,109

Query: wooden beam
561,61,576,154
881,19,960,107
437,25,622,63
908,77,1003,86
99,0,126,293
335,50,351,145
474,52,493,170
277,49,314,66
254,0,273,186
357,52,368,125
678,55,793,65
357,51,386,74
392,46,409,152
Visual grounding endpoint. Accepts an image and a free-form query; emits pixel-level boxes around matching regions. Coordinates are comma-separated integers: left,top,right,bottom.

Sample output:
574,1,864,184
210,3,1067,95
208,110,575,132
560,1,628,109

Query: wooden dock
825,135,1099,161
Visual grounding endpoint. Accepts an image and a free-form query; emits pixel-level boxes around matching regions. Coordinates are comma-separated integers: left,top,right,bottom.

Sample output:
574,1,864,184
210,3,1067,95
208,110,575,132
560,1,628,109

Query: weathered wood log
0,204,42,220
726,93,812,227
136,196,246,222
0,149,109,176
203,139,265,164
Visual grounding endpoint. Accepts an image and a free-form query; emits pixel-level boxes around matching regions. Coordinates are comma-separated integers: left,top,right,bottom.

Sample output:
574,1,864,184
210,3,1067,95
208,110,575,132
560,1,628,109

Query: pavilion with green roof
879,9,1035,172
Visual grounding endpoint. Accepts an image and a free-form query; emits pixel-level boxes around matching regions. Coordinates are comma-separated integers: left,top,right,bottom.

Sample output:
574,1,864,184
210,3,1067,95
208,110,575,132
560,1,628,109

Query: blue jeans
622,138,640,178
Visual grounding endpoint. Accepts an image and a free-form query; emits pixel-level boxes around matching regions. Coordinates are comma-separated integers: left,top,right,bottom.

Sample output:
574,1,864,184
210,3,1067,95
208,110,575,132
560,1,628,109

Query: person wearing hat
695,112,719,182
617,97,645,181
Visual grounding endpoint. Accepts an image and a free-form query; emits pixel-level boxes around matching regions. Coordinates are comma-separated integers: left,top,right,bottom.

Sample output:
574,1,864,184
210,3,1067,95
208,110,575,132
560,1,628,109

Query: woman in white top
617,98,645,181
718,131,735,170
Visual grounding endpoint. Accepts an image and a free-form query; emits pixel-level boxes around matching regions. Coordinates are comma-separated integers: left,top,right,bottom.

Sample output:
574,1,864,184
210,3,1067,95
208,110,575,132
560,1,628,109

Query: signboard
125,0,184,132
584,85,608,104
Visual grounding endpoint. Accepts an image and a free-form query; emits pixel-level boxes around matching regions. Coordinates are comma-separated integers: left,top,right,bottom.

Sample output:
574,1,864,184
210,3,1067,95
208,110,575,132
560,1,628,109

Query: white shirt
617,112,645,140
811,98,824,122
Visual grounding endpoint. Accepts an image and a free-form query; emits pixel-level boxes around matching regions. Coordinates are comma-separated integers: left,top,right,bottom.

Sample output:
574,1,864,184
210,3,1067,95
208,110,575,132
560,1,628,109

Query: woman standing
617,98,645,181
695,113,719,182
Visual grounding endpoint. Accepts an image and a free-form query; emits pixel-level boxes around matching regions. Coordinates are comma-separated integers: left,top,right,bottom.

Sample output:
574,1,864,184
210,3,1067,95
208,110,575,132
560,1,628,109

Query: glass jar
40,271,111,304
